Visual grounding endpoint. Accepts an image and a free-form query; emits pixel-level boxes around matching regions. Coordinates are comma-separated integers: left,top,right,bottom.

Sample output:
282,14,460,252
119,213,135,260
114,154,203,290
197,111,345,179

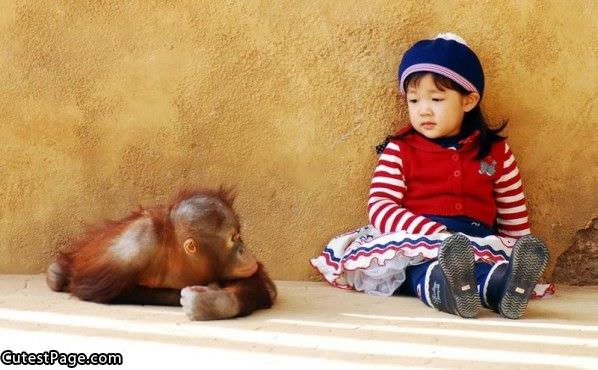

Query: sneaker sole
499,235,550,319
438,234,480,318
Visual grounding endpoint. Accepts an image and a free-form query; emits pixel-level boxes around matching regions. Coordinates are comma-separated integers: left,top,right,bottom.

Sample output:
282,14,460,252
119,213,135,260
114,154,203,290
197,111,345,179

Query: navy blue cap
398,34,484,97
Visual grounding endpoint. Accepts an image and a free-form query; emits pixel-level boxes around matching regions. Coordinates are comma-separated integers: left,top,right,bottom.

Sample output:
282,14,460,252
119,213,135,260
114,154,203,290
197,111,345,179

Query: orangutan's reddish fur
47,188,276,320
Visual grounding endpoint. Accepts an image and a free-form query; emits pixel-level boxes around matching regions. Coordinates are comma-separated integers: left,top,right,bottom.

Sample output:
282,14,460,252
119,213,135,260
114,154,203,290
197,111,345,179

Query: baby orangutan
47,188,276,320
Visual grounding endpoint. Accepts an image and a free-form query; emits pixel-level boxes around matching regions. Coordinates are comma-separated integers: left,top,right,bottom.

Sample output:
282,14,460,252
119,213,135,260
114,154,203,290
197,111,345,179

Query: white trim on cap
400,63,479,95
435,33,468,45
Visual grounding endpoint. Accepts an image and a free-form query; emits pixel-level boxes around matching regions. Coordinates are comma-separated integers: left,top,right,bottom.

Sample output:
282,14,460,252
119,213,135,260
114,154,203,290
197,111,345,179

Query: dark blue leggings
396,215,499,303
397,261,492,302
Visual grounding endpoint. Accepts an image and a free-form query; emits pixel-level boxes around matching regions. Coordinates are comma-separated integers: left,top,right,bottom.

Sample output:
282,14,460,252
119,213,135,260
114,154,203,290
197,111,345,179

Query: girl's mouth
421,122,436,129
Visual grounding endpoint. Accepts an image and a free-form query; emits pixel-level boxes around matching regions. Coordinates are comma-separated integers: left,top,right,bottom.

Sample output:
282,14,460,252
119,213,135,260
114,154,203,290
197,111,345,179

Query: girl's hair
394,72,507,159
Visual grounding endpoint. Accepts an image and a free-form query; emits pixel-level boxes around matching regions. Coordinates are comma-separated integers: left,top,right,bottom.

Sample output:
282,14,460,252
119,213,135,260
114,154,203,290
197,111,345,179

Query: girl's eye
408,99,418,104
432,98,444,102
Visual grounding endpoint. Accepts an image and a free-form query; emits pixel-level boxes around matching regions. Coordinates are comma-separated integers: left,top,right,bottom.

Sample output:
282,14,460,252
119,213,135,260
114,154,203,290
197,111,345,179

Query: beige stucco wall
0,1,596,280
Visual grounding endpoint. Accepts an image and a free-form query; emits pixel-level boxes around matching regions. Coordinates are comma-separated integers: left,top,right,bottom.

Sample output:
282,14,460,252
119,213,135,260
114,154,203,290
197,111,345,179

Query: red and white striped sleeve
368,141,447,235
494,143,532,237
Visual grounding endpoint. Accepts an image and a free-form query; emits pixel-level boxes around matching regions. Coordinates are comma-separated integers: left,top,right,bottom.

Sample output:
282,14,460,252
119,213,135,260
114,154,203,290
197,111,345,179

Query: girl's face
406,73,479,139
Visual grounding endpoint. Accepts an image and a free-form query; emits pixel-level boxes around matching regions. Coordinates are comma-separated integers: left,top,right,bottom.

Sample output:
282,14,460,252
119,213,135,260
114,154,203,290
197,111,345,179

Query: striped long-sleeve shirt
368,128,531,238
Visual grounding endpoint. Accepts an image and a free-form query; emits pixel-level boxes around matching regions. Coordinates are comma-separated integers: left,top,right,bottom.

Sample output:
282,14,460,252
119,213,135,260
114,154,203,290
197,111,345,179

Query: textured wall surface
0,1,596,280
552,218,598,285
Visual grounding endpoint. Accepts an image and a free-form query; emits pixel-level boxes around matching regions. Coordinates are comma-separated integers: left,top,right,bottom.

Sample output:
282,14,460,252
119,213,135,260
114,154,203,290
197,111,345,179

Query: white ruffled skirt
310,225,555,298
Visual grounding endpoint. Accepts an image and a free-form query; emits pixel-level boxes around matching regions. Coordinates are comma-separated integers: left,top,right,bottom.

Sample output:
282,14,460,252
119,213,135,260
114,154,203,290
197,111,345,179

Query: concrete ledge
0,275,597,369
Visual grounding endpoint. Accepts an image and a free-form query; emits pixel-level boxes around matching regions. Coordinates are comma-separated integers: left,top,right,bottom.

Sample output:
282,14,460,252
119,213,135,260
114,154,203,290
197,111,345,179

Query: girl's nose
419,105,432,116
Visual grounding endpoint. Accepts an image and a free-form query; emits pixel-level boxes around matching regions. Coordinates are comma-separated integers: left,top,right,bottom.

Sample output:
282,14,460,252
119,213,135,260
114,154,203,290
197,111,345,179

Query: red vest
394,128,505,228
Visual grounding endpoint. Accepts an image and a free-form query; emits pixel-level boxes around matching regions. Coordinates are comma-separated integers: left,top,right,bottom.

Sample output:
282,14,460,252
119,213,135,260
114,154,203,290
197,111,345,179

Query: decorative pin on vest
479,159,497,176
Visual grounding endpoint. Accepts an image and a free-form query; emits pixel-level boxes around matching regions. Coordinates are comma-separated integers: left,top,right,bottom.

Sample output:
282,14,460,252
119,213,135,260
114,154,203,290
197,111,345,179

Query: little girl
311,33,552,319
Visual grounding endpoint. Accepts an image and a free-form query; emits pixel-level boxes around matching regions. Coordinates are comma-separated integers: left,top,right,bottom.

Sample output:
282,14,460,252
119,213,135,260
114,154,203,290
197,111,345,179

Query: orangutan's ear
183,238,197,255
